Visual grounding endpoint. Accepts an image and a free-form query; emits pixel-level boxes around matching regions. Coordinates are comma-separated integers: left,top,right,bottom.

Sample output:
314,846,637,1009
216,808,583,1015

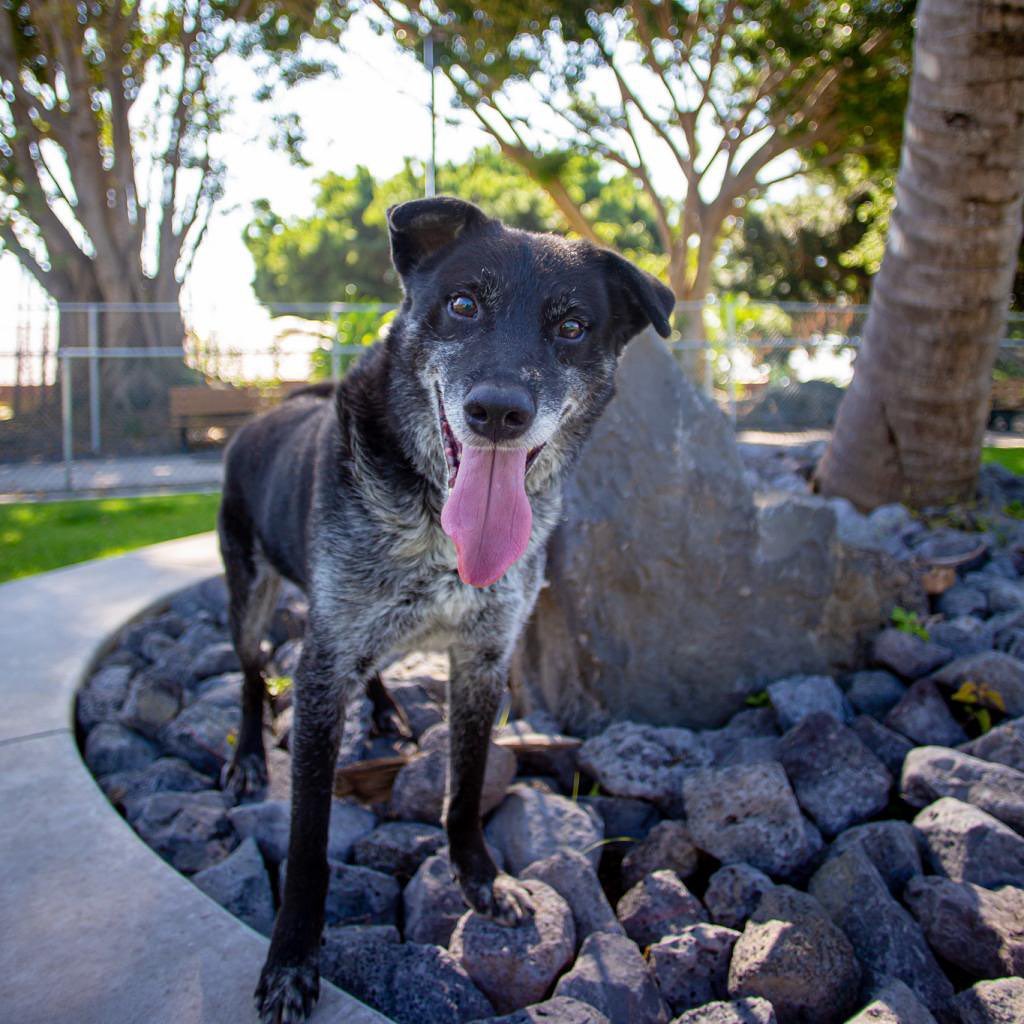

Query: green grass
982,446,1024,476
0,492,220,583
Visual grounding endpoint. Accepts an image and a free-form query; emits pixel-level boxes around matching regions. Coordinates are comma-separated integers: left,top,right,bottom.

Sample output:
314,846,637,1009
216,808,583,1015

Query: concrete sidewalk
0,533,388,1024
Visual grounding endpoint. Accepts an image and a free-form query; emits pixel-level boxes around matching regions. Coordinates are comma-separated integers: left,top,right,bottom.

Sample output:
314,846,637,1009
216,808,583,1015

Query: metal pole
61,352,73,492
425,34,437,197
88,303,100,453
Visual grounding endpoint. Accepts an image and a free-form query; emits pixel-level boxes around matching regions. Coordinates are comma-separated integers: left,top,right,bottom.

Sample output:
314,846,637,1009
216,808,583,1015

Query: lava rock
671,999,776,1024
914,797,1024,888
577,722,710,815
451,879,575,1015
648,923,739,1015
703,864,774,930
192,836,274,935
778,712,892,837
850,715,915,776
84,722,158,776
485,785,603,874
960,716,1024,772
403,848,475,947
823,820,923,895
131,790,237,874
615,870,707,948
883,680,967,747
580,796,660,845
845,671,907,719
157,690,239,775
872,629,952,680
78,664,134,731
553,930,669,1024
953,977,1024,1024
117,669,180,737
522,849,622,943
929,616,994,659
727,886,861,1024
473,998,612,1024
903,875,1024,977
385,679,445,739
901,746,1024,832
320,924,494,1023
189,641,240,681
116,757,215,816
930,652,1024,716
937,584,988,619
620,821,699,890
808,849,953,1012
767,675,851,731
351,821,446,883
843,979,937,1024
281,858,399,927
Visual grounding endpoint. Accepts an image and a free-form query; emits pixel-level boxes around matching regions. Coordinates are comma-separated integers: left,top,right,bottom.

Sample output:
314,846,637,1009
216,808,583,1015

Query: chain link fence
2,299,1023,499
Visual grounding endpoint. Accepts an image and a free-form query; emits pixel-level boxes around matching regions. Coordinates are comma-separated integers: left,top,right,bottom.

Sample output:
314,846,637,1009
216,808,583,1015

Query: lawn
982,446,1024,476
0,492,221,583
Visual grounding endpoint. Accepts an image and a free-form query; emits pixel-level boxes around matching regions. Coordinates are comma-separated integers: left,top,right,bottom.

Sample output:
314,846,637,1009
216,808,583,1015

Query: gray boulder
767,675,851,731
451,879,575,1015
807,849,953,1012
403,848,472,947
671,1000,776,1024
192,836,274,935
351,821,446,883
903,875,1024,977
158,691,239,775
615,870,707,948
512,333,922,732
872,629,952,680
703,864,773,930
960,716,1024,772
953,978,1024,1024
522,849,622,943
913,797,1024,888
824,820,923,895
930,652,1024,716
850,715,914,776
778,712,892,837
844,980,937,1024
621,821,699,890
901,747,1024,832
84,722,157,776
684,762,820,879
77,664,133,731
845,671,906,719
647,923,739,1015
485,785,603,874
473,998,611,1024
883,680,967,747
131,790,236,874
554,930,670,1024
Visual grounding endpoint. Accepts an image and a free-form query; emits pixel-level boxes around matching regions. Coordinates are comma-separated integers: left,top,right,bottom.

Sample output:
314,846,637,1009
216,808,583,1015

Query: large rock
845,671,906,719
83,722,157,776
844,980,937,1024
823,820,923,895
960,716,1024,772
683,762,821,879
871,629,952,680
767,675,851,731
157,691,239,776
850,715,914,776
620,821,699,890
703,864,773,930
511,333,922,732
930,652,1024,716
192,836,274,935
953,978,1024,1024
615,870,707,948
903,876,1024,977
648,924,740,1015
672,1000,776,1024
280,859,399,928
131,790,237,874
913,797,1024,888
727,886,861,1024
883,680,967,747
522,849,622,943
451,879,575,1015
553,930,669,1024
901,747,1024,832
473,999,612,1024
351,821,446,883
77,664,133,731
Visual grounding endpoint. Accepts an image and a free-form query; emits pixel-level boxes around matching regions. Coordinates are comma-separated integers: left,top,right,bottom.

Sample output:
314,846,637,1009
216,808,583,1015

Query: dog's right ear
387,196,491,277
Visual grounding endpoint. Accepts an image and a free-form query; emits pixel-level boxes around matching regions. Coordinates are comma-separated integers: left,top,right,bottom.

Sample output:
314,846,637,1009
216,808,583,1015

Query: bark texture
816,0,1024,509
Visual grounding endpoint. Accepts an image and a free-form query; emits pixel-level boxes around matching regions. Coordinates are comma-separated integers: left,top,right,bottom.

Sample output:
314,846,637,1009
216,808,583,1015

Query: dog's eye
557,318,586,341
448,294,478,319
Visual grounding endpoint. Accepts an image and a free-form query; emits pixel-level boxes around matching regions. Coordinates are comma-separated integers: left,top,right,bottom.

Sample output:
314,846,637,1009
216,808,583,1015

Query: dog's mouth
435,386,542,589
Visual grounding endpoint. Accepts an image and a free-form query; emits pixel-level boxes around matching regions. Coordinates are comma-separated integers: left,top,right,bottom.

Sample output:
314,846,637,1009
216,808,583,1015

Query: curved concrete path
0,533,388,1024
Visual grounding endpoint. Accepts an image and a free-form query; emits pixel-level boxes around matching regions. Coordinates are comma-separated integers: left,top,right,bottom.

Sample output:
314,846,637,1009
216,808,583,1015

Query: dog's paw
255,960,320,1024
221,751,269,803
464,872,536,927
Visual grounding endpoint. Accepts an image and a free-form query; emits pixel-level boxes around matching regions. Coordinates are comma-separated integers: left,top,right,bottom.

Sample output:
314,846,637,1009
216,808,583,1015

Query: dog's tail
285,381,336,402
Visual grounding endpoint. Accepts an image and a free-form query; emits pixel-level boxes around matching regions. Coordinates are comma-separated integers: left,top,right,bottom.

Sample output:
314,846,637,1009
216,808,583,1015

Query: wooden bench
169,383,309,449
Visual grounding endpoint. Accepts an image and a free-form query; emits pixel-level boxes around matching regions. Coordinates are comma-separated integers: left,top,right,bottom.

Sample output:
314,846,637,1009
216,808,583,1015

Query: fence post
88,304,101,454
61,351,73,492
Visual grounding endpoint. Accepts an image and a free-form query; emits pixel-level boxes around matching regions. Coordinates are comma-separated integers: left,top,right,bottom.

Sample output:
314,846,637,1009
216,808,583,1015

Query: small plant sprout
266,676,292,698
950,680,1006,734
891,606,929,641
745,690,771,708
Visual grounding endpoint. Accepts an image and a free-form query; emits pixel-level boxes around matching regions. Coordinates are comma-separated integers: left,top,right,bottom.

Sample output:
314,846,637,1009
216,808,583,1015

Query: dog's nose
463,382,536,443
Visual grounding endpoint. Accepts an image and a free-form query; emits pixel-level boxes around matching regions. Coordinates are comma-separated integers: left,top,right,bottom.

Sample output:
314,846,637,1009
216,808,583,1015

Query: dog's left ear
602,251,676,343
388,196,491,277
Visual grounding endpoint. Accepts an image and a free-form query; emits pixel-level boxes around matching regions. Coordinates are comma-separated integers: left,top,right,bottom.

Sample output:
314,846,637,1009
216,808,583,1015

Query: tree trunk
815,0,1024,509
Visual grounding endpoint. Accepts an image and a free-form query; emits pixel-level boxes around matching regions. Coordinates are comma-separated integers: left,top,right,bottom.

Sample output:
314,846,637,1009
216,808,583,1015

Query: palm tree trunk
815,0,1024,509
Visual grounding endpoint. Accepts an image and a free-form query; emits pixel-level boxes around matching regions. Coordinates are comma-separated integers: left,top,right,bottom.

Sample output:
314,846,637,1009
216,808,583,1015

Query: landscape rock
937,584,988,619
929,616,994,659
281,858,399,927
269,637,303,679
553,930,669,1024
84,722,158,776
192,836,274,935
845,671,906,719
485,785,603,874
960,716,1024,772
117,756,215,816
157,691,239,775
808,849,953,1012
930,652,1024,716
671,999,776,1024
824,820,923,895
703,864,773,930
403,848,473,947
576,722,710,814
522,849,622,942
683,762,821,879
77,664,133,730
953,977,1024,1024
913,797,1024,888
778,712,892,837
450,879,575,1015
615,870,707,948
901,746,1024,832
872,629,952,680
131,790,236,874
767,675,851,730
351,821,446,882
621,821,699,890
850,715,915,776
189,641,240,681
580,796,660,845
883,680,968,747
473,998,612,1024
320,924,494,1023
843,979,937,1024
903,875,1024,977
647,923,739,1015
117,666,184,737
385,679,445,739
727,886,861,1024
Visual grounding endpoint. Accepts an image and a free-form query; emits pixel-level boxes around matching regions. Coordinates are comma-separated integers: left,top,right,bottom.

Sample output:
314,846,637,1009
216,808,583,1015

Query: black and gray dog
217,195,674,1022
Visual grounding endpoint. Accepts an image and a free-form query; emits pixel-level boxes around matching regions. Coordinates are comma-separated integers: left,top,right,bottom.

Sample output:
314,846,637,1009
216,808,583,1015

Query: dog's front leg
255,638,351,1024
446,643,534,926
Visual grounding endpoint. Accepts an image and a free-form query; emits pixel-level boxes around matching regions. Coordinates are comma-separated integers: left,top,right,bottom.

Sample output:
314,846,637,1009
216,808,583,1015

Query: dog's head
385,195,675,587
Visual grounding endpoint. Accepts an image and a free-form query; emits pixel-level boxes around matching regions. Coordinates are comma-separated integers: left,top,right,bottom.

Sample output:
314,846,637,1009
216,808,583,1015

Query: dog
217,195,675,1023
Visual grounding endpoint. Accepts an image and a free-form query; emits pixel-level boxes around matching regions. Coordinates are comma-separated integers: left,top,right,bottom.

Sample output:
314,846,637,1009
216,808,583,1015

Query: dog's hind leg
219,503,280,801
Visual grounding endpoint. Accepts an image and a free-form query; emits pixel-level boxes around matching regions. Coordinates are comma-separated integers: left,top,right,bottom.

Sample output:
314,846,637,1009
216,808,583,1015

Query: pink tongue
441,445,532,587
